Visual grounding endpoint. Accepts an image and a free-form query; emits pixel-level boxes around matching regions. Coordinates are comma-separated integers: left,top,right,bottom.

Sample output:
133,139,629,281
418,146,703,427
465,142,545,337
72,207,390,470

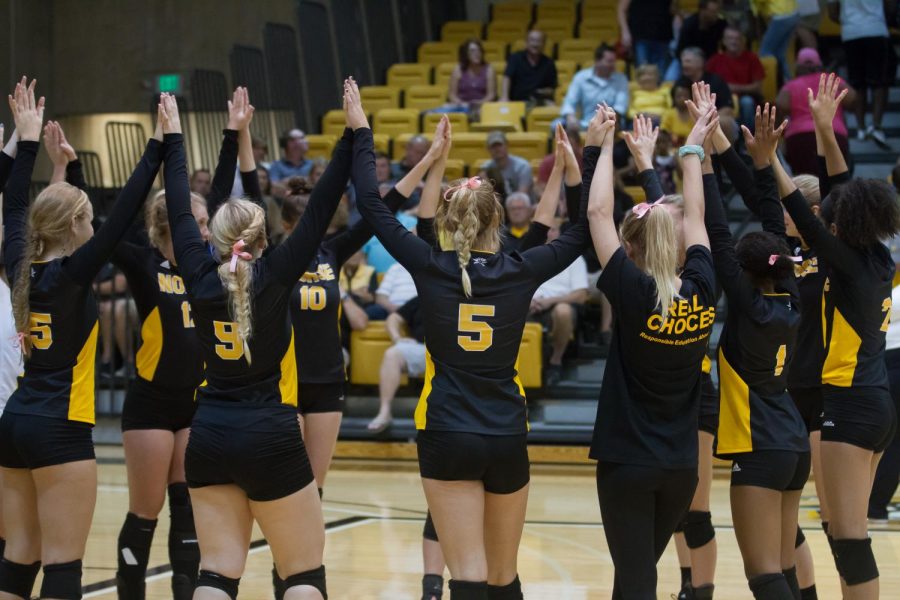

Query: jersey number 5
214,321,244,360
881,297,892,333
29,312,53,350
457,304,495,352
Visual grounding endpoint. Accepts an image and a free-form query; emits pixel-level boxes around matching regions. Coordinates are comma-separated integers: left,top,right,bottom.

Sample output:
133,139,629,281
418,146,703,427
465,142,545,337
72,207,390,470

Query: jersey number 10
299,285,326,311
457,303,495,352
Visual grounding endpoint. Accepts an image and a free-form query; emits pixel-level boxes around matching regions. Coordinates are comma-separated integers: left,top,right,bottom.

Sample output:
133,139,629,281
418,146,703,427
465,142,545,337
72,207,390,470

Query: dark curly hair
281,176,314,227
828,179,900,248
736,231,795,286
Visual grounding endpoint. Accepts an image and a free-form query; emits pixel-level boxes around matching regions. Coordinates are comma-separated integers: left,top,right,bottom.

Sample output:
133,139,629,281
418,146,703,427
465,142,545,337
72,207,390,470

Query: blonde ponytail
621,207,678,324
209,198,266,364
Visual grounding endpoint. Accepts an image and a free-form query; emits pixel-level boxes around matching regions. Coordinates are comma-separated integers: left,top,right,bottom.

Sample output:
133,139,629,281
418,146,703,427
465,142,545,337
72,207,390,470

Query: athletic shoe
869,516,889,525
871,128,891,150
857,126,871,141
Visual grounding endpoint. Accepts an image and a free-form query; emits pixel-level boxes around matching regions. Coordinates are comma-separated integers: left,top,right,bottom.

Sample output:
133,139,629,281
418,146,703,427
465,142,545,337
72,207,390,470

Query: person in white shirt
560,44,630,130
373,262,417,319
529,224,589,385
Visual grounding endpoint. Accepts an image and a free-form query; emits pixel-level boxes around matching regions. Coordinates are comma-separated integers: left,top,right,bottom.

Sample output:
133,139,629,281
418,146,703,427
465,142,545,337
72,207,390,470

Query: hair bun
286,176,312,196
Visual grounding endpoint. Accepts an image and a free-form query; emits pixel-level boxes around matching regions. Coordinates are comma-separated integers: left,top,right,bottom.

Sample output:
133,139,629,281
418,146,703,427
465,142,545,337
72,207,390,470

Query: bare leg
689,431,717,588
731,485,783,577
123,430,175,518
113,299,134,369
189,485,252,600
98,300,115,364
871,87,888,130
548,304,574,366
368,346,406,430
810,431,828,522
855,87,869,134
483,484,529,585
302,412,342,489
422,478,487,582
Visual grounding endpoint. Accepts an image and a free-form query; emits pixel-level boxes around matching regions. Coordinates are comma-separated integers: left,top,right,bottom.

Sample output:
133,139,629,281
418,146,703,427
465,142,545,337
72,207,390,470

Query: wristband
678,144,706,162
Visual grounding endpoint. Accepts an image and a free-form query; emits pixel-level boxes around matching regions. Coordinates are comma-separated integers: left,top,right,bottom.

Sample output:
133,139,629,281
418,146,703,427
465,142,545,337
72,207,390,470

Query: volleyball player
158,88,351,598
774,73,900,599
346,76,597,599
0,78,166,600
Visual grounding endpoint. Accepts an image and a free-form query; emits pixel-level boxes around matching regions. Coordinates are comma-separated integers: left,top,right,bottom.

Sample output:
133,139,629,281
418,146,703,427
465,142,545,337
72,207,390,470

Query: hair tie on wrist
229,239,253,272
769,254,802,266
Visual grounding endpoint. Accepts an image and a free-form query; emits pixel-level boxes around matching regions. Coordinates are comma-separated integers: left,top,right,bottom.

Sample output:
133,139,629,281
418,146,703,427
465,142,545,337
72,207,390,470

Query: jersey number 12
457,304,495,352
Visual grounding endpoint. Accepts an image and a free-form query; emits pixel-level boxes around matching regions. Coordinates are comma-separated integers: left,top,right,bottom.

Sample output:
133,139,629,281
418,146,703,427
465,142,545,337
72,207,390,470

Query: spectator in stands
369,261,417,320
482,130,534,195
391,135,430,180
268,128,312,183
308,157,328,186
367,296,425,432
706,25,765,130
256,166,284,245
95,269,136,378
830,0,896,149
618,0,676,77
560,44,630,130
627,64,671,123
501,30,558,106
251,136,270,169
363,212,418,275
446,39,496,118
796,0,826,49
530,223,589,386
375,152,394,186
777,48,855,175
189,168,211,196
500,192,536,253
674,0,727,80
661,81,696,144
341,250,379,310
676,47,736,136
537,122,583,196
754,0,800,79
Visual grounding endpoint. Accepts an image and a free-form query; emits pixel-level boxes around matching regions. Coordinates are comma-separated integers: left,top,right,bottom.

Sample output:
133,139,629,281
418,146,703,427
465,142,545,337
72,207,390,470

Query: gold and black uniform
352,127,591,493
783,187,897,452
162,130,350,501
0,139,161,469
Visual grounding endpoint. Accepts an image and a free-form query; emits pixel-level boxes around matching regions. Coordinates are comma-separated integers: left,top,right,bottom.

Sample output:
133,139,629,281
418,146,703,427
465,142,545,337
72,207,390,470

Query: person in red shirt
706,26,765,131
536,121,583,198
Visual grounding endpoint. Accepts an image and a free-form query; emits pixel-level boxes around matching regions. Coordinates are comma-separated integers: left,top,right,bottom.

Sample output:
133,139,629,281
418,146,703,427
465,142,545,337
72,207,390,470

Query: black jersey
352,128,592,435
113,243,204,390
704,172,808,455
590,245,717,468
783,188,894,390
290,188,408,384
162,130,350,405
2,140,162,424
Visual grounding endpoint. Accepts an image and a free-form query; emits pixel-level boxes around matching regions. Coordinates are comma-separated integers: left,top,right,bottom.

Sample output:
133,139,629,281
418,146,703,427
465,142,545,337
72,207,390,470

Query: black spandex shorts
845,36,897,89
729,450,811,491
298,382,345,415
0,412,95,469
185,400,314,501
121,377,197,432
788,386,823,434
821,385,897,453
699,372,719,434
417,430,530,494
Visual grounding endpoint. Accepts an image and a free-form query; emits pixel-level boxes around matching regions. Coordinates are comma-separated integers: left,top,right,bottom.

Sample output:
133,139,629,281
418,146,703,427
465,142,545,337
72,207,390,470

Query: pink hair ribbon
229,239,253,272
632,196,665,219
769,254,803,266
444,176,482,201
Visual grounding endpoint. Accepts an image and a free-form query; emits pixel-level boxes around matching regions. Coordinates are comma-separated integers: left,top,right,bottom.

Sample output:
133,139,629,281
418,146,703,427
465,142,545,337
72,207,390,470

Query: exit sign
156,74,182,94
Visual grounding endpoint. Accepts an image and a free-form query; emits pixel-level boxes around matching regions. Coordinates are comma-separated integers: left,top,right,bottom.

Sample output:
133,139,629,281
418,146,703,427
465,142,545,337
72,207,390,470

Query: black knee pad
449,579,489,599
692,583,715,599
674,518,685,533
284,565,327,599
800,584,818,600
748,573,791,600
832,538,879,585
782,566,800,600
487,575,522,599
197,569,240,599
0,558,41,598
40,560,82,600
0,537,5,558
422,573,444,600
795,526,806,549
423,511,439,542
683,511,715,549
272,565,285,600
167,484,199,582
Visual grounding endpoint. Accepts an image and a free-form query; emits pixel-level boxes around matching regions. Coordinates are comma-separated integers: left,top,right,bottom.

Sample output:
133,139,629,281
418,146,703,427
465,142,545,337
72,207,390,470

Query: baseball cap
486,131,507,147
797,48,822,67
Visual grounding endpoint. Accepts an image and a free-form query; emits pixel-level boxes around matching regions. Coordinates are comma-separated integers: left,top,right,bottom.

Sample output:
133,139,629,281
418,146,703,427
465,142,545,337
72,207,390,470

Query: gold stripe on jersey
716,349,752,454
513,356,529,432
135,307,163,381
278,331,298,406
702,355,711,374
822,307,861,387
69,322,99,424
415,349,436,430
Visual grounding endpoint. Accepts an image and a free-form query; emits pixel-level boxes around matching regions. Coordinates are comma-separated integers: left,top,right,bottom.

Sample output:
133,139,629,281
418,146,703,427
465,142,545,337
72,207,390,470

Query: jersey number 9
457,303,495,352
29,312,53,350
214,321,244,360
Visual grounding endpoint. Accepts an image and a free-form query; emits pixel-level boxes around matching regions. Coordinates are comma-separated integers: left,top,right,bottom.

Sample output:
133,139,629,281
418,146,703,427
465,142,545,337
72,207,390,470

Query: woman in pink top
447,39,496,119
776,48,856,175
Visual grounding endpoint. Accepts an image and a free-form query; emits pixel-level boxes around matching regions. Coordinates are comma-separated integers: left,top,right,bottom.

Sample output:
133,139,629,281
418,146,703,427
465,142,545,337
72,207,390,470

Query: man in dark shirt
618,0,675,76
676,46,737,137
673,0,727,79
501,30,558,106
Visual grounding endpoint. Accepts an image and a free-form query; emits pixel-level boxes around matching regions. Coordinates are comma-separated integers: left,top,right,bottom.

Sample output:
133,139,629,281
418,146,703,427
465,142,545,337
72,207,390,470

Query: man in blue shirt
268,128,312,184
560,44,630,130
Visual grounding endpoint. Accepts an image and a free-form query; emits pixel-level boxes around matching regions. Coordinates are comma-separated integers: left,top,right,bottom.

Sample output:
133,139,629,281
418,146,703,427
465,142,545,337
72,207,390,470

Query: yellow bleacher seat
761,55,778,102
492,61,507,92
517,322,543,388
373,133,391,156
441,20,483,43
423,111,469,134
537,0,576,23
555,59,577,85
418,42,458,67
820,12,840,37
487,21,529,44
470,122,518,133
533,19,575,46
558,38,597,64
387,63,432,89
404,85,446,112
581,0,617,22
480,101,527,131
507,131,549,161
448,132,490,165
527,106,561,133
555,85,568,105
529,157,544,174
579,19,619,44
350,322,408,386
374,109,421,138
444,158,466,181
321,109,346,136
360,85,402,114
467,157,494,174
616,59,627,76
510,39,527,54
305,134,336,159
392,132,432,160
481,40,508,63
623,185,647,204
434,62,457,88
491,2,534,23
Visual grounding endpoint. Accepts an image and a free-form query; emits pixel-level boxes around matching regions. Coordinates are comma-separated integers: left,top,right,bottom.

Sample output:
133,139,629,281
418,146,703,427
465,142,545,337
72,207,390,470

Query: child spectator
627,64,671,122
